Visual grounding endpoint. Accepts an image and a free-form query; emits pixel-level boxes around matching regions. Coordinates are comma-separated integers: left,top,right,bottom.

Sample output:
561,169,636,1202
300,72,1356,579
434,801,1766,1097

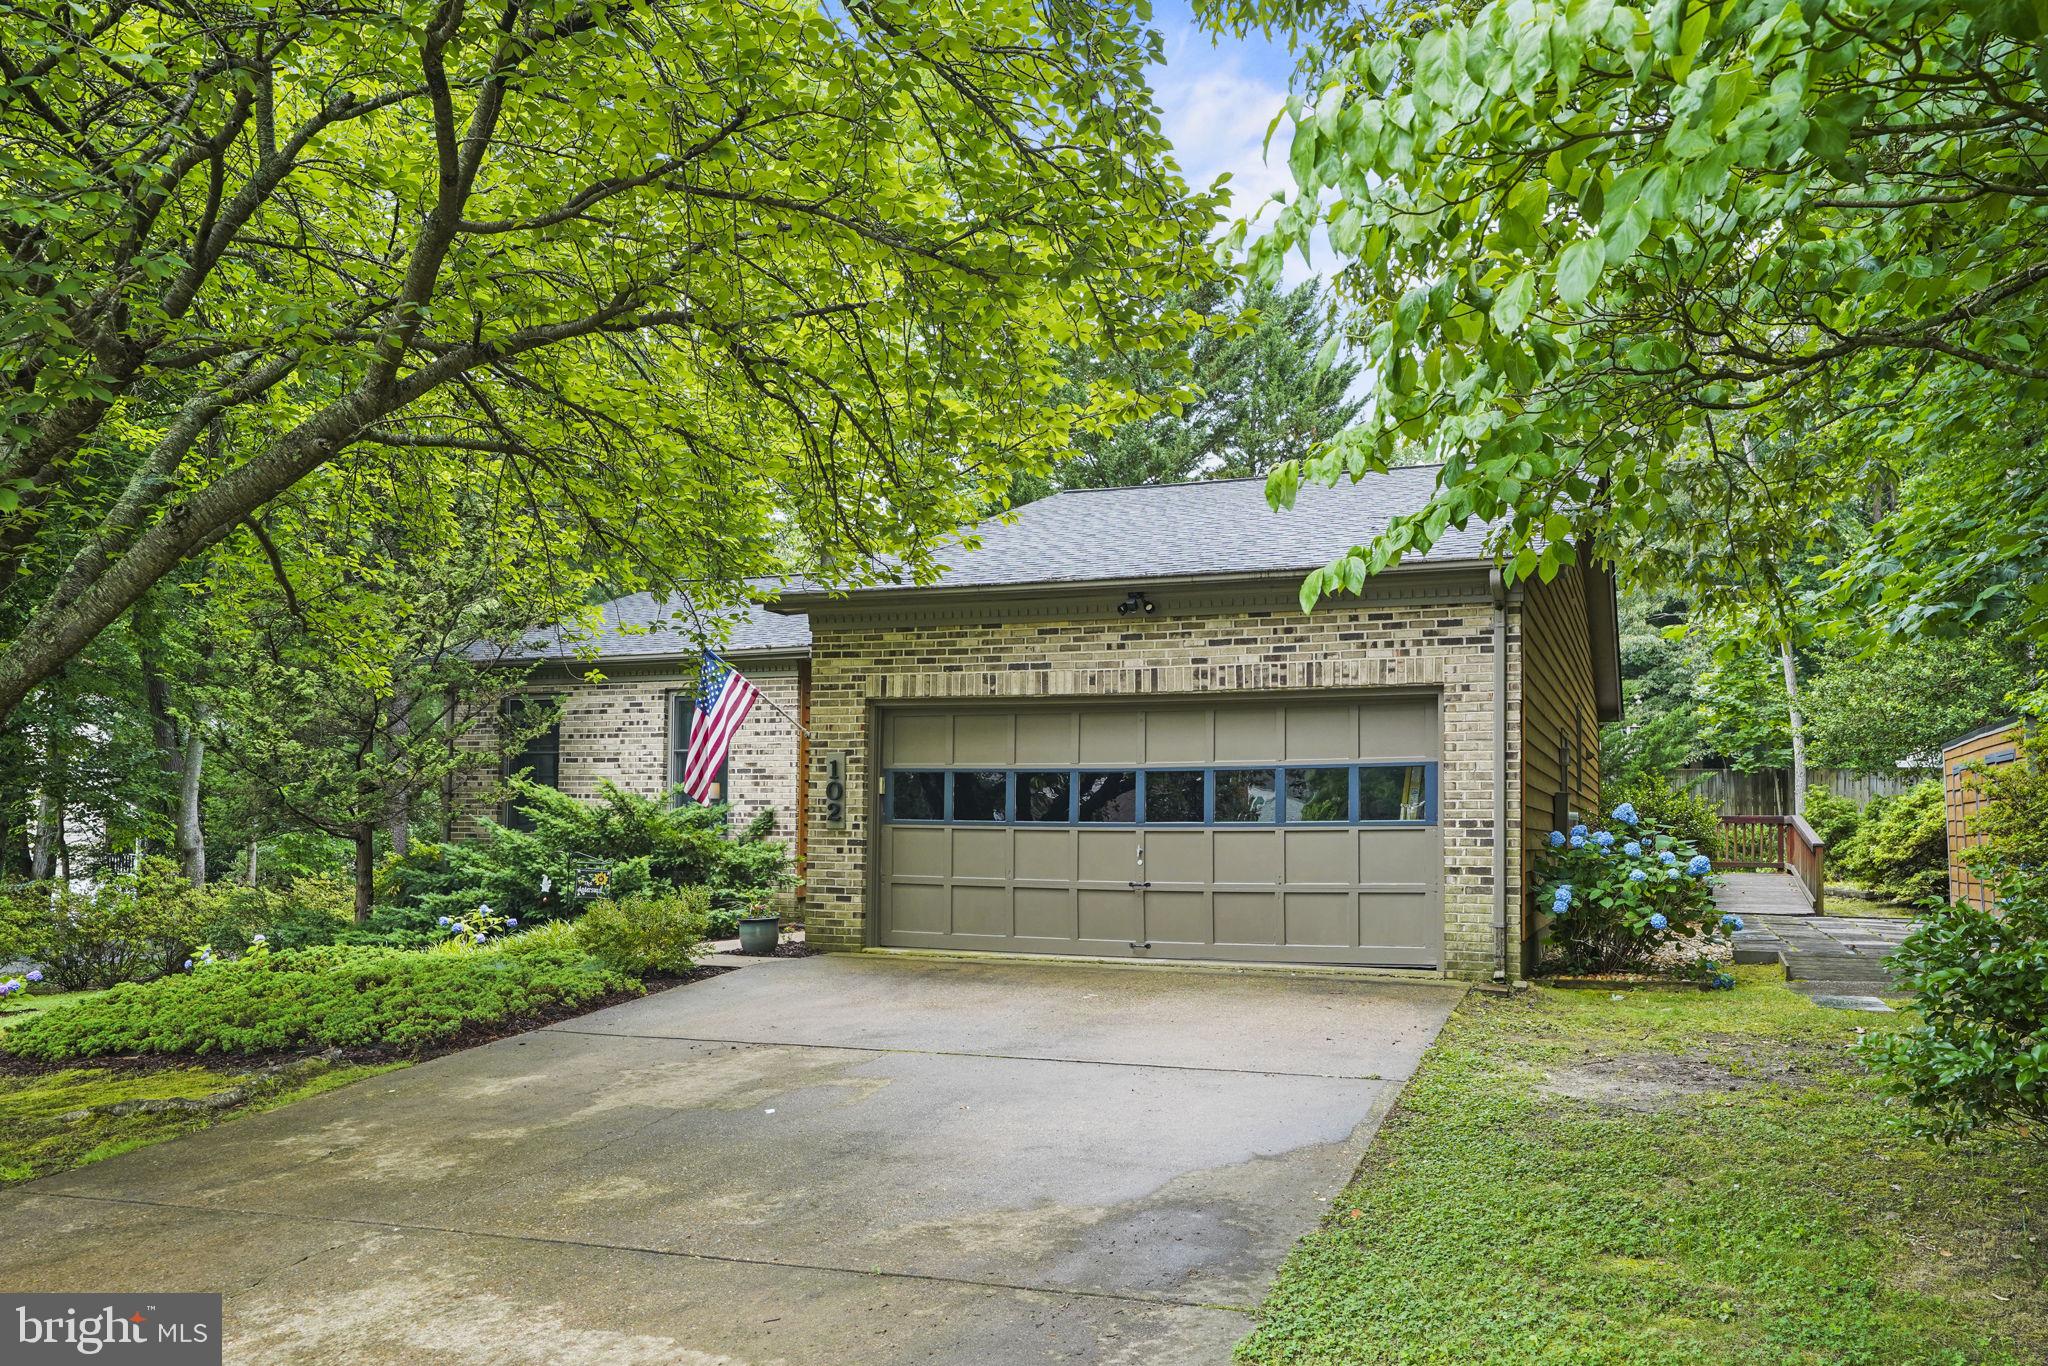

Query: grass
1237,966,2047,1365
0,988,109,1020
0,1056,404,1185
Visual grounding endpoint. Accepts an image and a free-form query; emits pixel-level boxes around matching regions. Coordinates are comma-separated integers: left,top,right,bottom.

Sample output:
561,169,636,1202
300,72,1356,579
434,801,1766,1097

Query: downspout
1490,567,1510,986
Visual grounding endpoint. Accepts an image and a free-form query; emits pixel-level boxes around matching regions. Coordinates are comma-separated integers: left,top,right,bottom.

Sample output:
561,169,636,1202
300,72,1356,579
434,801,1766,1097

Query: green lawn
1,1057,402,1185
1238,967,2046,1365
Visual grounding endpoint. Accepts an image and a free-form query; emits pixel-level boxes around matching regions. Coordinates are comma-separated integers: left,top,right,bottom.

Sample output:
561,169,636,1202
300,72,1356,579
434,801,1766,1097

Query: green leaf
1554,238,1604,306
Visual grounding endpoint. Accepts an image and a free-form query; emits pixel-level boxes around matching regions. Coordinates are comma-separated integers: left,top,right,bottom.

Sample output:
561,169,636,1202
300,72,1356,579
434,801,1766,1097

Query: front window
670,692,727,807
502,696,561,831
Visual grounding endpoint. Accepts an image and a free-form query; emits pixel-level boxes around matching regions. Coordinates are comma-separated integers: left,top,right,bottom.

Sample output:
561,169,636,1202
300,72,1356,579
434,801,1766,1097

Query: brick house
470,468,1620,982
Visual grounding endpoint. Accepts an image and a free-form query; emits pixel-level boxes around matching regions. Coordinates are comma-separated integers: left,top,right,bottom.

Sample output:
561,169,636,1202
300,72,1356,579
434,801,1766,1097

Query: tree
1015,278,1364,500
199,517,546,919
1220,0,2048,655
0,0,1220,722
1804,636,2032,771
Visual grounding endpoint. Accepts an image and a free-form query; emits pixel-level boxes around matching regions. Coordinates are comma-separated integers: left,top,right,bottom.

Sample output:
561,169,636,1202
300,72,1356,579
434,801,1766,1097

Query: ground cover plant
0,935,638,1061
1237,970,2048,1364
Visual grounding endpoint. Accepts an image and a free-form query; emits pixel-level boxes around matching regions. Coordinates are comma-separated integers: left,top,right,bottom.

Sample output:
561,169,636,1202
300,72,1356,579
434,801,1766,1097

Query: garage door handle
1127,879,1152,889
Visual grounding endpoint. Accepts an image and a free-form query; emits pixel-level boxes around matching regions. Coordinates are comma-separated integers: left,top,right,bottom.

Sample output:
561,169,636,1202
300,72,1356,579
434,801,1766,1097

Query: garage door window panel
1283,767,1352,822
953,770,1010,822
1359,764,1434,823
1144,770,1207,824
1078,770,1138,823
889,771,947,822
1213,768,1278,823
1018,770,1074,822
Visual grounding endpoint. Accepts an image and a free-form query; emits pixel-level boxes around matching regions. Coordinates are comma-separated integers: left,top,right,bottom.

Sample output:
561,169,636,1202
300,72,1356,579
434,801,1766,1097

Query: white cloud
1150,31,1327,286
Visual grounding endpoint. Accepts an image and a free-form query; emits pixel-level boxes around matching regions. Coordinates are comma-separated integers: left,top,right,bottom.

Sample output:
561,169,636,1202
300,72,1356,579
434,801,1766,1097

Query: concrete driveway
2,954,1460,1363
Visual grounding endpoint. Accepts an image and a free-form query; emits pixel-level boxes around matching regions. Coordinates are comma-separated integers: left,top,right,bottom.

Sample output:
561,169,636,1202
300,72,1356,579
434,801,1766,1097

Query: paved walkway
0,954,1462,1364
1731,914,1919,1010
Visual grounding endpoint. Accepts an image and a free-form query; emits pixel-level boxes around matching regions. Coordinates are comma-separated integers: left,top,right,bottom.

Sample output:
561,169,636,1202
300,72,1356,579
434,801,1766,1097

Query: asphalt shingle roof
500,593,810,664
515,466,1485,661
817,464,1487,595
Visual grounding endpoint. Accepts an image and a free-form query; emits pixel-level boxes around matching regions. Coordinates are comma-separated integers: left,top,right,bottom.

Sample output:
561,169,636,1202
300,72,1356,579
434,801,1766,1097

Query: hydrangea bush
1538,803,1725,976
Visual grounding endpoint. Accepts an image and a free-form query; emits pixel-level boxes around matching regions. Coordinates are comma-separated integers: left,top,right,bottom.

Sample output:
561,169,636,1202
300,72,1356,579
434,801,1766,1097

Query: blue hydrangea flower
437,916,452,926
1569,834,1586,848
1647,912,1668,930
1666,868,1682,880
1659,851,1679,866
1612,802,1638,826
25,969,40,983
1623,840,1642,857
1721,914,1744,931
506,917,518,928
250,933,265,944
1593,831,1615,849
1712,973,1735,990
1687,854,1712,876
184,958,193,970
1548,830,1565,848
1628,868,1648,883
1570,823,1588,837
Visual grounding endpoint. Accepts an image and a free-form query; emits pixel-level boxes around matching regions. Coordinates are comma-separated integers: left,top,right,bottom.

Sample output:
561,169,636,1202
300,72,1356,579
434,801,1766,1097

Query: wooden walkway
1713,871,1819,917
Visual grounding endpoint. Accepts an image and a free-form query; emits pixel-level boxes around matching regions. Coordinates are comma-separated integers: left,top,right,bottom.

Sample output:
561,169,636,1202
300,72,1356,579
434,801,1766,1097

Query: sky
1145,0,1321,286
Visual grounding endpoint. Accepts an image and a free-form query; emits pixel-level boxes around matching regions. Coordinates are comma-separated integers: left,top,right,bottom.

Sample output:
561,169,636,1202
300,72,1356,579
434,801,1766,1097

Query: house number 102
822,755,848,827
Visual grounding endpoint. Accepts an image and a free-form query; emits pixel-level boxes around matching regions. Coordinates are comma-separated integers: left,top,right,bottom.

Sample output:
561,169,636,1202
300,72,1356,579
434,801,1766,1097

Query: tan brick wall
801,591,1527,981
450,665,802,848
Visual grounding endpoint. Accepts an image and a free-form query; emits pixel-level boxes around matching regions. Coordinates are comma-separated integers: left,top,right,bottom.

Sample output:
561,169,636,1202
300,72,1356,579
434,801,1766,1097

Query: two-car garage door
876,698,1443,967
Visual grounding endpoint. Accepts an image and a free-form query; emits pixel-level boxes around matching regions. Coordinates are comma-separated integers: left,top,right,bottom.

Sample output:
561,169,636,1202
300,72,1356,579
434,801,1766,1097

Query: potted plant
738,902,780,955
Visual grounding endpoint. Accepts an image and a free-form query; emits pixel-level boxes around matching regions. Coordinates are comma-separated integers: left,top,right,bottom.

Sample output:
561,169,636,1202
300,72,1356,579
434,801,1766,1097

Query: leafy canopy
1213,0,2048,629
0,0,1221,718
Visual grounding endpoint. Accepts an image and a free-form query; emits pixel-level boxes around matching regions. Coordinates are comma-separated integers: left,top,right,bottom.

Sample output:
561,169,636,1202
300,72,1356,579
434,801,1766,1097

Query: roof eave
765,556,1495,614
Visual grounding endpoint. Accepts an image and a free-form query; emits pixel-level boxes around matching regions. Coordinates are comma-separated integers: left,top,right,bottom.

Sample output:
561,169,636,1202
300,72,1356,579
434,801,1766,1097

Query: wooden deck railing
1716,815,1826,913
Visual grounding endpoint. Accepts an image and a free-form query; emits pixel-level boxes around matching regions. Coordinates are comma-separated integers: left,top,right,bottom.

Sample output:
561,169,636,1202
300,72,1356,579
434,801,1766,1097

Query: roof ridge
1038,461,1446,498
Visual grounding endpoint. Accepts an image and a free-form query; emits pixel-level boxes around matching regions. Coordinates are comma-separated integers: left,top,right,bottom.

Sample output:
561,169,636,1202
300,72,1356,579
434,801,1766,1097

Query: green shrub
1861,872,2048,1142
1833,779,1946,904
2,860,271,991
1598,773,1722,851
574,889,711,976
393,780,793,925
1537,802,1727,976
0,940,637,1061
1800,784,1863,852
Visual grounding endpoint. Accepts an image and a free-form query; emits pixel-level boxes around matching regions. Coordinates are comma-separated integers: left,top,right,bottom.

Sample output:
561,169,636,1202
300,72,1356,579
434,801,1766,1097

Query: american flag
682,650,760,803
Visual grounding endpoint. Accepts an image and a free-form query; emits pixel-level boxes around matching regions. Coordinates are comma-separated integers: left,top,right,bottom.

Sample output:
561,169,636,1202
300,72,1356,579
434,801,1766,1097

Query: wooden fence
1672,767,1930,816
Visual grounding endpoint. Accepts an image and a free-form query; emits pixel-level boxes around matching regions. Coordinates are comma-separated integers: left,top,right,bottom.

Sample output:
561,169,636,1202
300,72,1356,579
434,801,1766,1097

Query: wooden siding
1517,565,1602,963
1942,720,2024,911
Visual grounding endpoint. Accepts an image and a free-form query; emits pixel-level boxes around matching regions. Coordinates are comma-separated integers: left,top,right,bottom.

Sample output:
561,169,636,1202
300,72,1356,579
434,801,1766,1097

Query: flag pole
712,650,813,739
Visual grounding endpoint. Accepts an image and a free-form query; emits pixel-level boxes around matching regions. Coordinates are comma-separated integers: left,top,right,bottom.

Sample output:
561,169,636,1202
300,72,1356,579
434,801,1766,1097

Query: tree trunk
176,725,206,885
352,828,376,922
29,738,65,881
386,686,412,857
1778,636,1808,818
246,835,260,886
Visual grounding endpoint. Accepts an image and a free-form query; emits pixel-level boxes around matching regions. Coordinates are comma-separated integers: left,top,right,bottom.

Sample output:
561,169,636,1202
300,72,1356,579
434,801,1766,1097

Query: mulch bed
0,964,734,1079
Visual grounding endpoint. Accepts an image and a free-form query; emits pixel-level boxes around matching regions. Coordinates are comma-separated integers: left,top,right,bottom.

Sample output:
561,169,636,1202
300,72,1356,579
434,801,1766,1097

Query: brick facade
451,662,803,854
796,578,1530,981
